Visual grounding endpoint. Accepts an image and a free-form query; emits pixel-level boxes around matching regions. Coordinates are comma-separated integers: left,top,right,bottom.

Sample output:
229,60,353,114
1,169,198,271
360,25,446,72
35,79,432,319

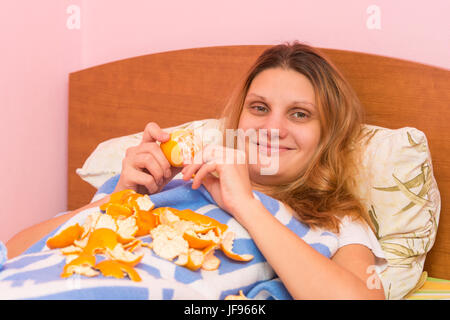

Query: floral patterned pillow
76,119,441,300
355,125,441,299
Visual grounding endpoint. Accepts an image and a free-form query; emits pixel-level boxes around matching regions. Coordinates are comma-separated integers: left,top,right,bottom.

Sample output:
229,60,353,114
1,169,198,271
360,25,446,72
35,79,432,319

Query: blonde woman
6,42,386,299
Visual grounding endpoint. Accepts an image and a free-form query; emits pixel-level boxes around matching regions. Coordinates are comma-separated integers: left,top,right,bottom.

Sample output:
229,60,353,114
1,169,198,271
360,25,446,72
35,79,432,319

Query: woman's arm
237,198,385,300
5,195,110,260
183,145,384,299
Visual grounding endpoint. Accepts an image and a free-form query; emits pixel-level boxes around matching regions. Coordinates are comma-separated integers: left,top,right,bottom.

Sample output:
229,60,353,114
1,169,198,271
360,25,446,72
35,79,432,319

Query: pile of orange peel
46,189,254,284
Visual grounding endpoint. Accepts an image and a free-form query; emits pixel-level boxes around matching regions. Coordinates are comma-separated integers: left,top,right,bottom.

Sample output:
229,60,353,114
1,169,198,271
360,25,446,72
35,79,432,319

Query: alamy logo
66,4,81,30
179,128,282,176
366,265,383,290
366,5,381,30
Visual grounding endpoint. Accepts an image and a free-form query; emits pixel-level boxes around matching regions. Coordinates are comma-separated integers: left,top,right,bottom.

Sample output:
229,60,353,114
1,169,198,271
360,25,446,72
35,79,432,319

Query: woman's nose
260,114,288,140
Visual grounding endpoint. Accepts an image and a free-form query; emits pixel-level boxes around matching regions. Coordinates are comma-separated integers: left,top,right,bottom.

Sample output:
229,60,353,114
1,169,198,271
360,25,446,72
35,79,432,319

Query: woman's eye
251,105,267,113
292,111,308,119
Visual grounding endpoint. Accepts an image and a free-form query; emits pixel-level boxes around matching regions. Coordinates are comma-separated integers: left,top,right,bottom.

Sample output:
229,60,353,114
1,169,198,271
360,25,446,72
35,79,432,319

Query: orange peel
106,244,144,267
147,206,254,270
46,223,84,249
94,214,118,232
201,245,221,271
133,194,155,212
55,189,254,280
183,231,216,250
184,248,205,271
116,216,138,243
175,209,228,235
61,253,98,278
224,290,249,300
105,203,133,219
83,228,119,255
150,228,189,261
134,210,159,237
152,207,228,234
60,245,83,256
220,231,254,262
95,260,142,282
123,239,142,252
100,189,136,211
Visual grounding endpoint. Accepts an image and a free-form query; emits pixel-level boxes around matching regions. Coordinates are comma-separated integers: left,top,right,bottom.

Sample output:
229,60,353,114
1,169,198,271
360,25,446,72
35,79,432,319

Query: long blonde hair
219,41,371,233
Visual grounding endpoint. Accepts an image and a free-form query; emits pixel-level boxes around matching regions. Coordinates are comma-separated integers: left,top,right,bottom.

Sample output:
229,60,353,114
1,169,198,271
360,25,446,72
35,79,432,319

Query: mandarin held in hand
160,129,201,167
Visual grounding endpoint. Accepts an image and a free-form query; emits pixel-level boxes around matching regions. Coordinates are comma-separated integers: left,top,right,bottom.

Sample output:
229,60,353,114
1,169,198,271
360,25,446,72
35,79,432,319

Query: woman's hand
181,144,255,222
114,122,182,194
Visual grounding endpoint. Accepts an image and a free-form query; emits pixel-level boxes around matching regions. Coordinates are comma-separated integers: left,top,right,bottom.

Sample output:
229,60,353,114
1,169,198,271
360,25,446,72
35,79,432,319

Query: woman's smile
251,141,294,155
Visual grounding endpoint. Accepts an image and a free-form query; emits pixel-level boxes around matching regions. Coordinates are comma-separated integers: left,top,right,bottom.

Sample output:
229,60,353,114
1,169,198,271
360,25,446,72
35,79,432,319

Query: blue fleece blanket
0,175,339,300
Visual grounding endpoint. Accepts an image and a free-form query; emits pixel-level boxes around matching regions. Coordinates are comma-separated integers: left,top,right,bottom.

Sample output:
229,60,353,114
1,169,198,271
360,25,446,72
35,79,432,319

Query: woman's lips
252,142,293,154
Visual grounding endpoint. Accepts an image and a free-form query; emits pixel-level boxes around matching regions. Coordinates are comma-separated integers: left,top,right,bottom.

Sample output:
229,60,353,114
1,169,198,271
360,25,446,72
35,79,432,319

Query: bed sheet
405,276,450,300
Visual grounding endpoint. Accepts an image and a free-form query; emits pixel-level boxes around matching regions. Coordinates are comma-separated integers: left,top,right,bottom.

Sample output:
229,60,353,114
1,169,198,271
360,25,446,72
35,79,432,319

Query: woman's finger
182,162,202,181
124,145,139,158
135,142,172,178
125,167,159,194
191,162,218,189
141,122,170,144
133,153,165,185
134,169,159,194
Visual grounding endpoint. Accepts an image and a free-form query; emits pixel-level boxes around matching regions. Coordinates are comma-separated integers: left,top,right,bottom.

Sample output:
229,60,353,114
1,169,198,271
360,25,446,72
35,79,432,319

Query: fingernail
162,132,170,140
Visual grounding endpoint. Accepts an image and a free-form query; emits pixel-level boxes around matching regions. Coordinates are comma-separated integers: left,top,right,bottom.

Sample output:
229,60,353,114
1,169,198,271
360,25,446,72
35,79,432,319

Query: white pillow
76,119,222,189
76,119,441,300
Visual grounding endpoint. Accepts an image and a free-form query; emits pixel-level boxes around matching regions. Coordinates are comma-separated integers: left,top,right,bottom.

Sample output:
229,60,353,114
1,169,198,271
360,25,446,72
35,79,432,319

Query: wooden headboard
68,45,449,279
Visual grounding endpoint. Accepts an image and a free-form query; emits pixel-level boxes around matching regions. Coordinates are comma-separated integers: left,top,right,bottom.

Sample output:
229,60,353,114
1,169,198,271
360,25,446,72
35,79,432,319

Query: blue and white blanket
0,175,340,300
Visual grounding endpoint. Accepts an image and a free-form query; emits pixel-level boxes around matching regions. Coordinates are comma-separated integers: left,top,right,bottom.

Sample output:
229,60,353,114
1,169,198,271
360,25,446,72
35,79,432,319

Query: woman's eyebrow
246,93,315,108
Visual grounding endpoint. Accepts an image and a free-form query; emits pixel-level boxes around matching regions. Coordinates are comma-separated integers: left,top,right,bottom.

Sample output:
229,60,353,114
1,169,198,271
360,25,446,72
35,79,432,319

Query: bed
2,45,449,300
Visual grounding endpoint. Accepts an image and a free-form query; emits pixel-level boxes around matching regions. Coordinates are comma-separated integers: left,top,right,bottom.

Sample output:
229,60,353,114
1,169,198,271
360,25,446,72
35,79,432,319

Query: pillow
76,119,441,300
355,125,440,299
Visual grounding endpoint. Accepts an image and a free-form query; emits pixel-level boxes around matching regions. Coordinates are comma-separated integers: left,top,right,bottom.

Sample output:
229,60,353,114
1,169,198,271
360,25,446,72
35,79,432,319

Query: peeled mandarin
160,129,200,167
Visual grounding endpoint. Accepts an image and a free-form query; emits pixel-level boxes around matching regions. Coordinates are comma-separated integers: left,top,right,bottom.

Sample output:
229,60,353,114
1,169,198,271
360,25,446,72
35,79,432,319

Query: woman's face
238,67,321,186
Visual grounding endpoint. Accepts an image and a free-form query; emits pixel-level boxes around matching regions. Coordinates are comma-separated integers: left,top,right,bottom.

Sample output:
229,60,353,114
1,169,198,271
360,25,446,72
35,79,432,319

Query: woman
6,42,386,299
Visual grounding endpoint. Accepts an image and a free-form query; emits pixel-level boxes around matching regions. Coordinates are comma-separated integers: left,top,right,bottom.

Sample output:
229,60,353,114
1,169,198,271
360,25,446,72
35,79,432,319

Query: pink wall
0,1,82,243
80,0,450,69
1,0,448,244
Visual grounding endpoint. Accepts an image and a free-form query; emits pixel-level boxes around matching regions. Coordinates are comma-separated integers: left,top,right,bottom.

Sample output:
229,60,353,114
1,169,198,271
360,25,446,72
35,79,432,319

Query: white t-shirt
334,216,388,276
